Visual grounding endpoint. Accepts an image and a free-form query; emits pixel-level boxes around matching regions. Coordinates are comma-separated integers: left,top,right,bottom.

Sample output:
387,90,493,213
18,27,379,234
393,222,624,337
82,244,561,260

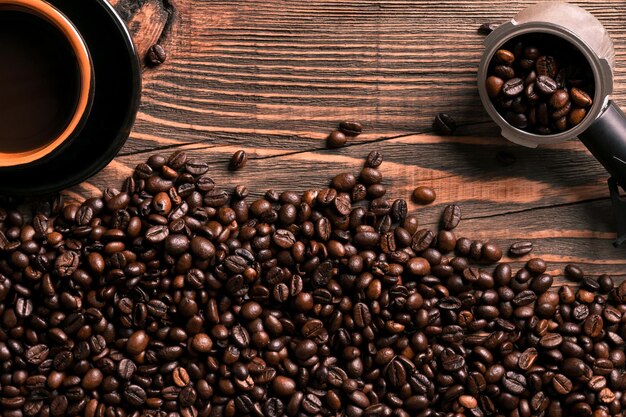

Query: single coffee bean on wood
338,121,363,136
413,186,436,204
509,241,533,257
230,150,248,170
146,44,167,66
327,130,347,148
478,22,498,35
433,113,457,136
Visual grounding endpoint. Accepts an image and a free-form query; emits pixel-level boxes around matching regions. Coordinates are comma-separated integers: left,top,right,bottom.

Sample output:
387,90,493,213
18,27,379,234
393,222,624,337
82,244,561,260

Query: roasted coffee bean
518,347,538,370
486,76,504,97
539,332,563,349
55,250,79,276
390,199,407,222
327,130,347,148
25,344,49,365
536,75,558,95
16,297,33,317
441,349,465,371
509,241,533,257
583,314,603,337
503,372,527,395
441,204,461,230
433,113,457,135
272,376,296,396
412,186,436,205
124,385,147,406
502,77,524,97
229,150,248,170
495,49,515,65
570,87,593,107
478,22,498,35
564,264,584,281
536,55,558,78
552,374,573,394
127,330,149,355
146,44,167,66
339,121,363,136
185,159,209,175
550,89,569,109
166,150,187,169
365,151,383,168
331,173,356,192
411,229,434,252
82,368,104,390
173,367,190,387
50,395,68,416
568,107,586,126
118,358,137,380
145,225,169,243
494,65,515,80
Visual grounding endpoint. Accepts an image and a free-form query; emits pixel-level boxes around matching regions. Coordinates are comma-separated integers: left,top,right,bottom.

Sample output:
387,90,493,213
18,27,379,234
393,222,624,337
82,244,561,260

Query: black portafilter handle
578,100,626,246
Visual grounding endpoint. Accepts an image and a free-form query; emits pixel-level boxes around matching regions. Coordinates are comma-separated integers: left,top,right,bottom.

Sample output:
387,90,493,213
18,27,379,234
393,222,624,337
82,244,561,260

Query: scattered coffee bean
229,150,248,170
478,22,498,35
338,121,363,136
441,204,461,230
564,264,584,282
413,186,436,205
433,113,457,135
509,241,533,257
365,150,383,168
327,130,347,148
146,44,167,66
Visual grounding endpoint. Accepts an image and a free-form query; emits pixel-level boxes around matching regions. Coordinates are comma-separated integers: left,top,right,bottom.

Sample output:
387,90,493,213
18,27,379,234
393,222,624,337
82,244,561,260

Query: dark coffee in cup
0,0,93,167
0,10,81,153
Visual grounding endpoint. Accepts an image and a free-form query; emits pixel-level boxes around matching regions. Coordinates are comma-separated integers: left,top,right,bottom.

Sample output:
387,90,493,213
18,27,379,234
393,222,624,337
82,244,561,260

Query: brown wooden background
75,0,626,278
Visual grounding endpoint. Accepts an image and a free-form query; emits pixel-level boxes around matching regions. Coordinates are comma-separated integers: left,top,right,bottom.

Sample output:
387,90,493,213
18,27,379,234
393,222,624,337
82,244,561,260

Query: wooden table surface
79,0,626,278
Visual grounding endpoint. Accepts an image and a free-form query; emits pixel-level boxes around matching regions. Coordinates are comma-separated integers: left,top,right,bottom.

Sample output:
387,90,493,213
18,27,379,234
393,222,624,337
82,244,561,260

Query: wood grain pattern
71,0,626,279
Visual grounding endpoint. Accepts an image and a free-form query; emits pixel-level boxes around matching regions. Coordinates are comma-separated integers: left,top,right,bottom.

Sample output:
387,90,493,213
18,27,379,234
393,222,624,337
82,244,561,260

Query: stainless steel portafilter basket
478,2,626,246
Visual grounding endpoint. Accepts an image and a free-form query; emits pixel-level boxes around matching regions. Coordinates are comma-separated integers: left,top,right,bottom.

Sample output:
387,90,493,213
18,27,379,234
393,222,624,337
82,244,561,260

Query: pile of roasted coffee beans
0,147,625,417
485,33,595,134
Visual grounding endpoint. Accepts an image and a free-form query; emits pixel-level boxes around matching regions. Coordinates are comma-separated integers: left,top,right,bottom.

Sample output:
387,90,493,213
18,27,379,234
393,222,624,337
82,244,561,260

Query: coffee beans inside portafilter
0,145,625,417
486,33,595,134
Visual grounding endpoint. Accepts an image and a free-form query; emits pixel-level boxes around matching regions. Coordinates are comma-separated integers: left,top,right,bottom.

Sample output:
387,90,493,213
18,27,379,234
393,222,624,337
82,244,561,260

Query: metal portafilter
478,1,626,247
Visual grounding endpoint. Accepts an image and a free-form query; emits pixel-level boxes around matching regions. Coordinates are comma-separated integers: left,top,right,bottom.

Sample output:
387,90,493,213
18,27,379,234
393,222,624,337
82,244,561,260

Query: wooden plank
74,0,626,275
119,0,626,154
70,133,626,277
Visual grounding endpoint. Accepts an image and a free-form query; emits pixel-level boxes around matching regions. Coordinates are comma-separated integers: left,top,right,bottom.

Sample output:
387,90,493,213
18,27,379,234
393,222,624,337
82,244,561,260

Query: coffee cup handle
578,100,626,189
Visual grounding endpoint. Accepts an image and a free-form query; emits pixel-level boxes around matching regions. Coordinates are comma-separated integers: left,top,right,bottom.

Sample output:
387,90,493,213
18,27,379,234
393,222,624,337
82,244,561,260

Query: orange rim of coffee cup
0,0,92,167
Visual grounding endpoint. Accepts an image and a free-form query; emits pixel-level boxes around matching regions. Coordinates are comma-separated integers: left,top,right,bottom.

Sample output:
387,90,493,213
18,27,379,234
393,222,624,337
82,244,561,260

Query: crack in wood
120,118,494,158
118,142,222,157
452,196,612,223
